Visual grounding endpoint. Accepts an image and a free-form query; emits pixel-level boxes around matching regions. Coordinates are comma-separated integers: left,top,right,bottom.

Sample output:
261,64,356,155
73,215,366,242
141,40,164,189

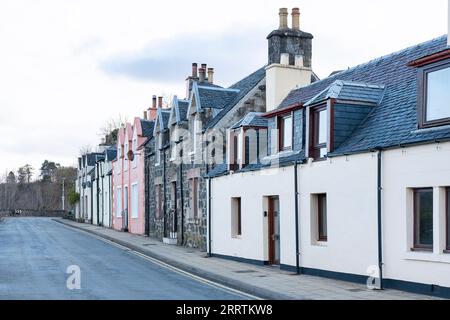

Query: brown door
268,196,280,265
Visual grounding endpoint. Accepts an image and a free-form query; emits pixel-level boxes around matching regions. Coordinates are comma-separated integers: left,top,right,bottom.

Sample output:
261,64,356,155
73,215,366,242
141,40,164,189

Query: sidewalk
54,218,439,300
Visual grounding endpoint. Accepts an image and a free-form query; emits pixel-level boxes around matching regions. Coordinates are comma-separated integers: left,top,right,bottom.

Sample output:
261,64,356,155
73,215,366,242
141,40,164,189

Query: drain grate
234,270,258,274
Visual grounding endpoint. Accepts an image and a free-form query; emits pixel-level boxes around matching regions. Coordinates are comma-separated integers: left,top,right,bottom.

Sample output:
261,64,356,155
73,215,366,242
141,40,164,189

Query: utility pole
62,178,66,211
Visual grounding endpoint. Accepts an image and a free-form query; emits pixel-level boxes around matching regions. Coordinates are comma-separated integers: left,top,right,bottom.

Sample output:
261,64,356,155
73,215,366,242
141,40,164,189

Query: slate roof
231,112,268,129
86,153,104,166
106,146,117,161
205,66,267,129
197,86,239,109
304,80,385,107
277,35,450,155
140,119,155,137
155,109,171,133
178,100,189,122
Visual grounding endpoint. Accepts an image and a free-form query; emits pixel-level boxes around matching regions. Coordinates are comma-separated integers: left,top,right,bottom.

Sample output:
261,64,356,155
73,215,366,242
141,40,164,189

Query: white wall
383,142,450,287
211,166,296,264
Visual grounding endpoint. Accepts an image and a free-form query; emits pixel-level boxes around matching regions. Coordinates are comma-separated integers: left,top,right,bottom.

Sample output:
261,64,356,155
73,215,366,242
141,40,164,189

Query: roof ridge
197,85,240,92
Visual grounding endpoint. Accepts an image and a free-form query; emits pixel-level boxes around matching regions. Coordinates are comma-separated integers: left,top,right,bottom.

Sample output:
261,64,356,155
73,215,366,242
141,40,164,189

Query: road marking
57,221,262,300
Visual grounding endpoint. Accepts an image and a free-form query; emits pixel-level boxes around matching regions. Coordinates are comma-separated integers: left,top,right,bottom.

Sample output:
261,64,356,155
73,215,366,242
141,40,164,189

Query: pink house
112,116,155,235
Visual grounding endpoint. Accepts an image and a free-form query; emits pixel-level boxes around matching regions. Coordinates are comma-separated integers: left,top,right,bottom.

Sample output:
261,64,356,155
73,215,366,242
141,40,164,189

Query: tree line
0,160,77,212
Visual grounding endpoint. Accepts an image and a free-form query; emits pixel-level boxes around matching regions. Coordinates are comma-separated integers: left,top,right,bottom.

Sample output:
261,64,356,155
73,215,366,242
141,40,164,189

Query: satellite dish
127,150,134,161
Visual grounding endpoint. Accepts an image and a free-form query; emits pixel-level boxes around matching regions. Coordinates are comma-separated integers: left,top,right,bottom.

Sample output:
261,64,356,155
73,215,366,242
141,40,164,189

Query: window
155,184,162,219
131,184,138,218
317,194,327,242
191,116,197,154
155,135,161,166
171,182,177,210
190,178,199,218
116,187,122,218
231,197,242,237
279,114,293,151
171,128,178,160
446,188,450,252
413,188,433,250
419,61,450,128
310,106,328,159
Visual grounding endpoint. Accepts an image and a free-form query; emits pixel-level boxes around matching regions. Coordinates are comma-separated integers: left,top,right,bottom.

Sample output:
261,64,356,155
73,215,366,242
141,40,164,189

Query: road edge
53,218,297,300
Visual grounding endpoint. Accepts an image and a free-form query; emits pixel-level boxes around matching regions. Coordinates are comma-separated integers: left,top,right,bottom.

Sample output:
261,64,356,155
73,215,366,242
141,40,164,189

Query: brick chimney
199,67,206,83
266,8,313,111
147,95,158,121
185,63,200,99
143,110,148,120
158,96,163,108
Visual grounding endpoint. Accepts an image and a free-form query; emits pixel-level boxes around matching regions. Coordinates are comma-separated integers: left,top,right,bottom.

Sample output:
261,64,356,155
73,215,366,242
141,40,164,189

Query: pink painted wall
112,119,148,235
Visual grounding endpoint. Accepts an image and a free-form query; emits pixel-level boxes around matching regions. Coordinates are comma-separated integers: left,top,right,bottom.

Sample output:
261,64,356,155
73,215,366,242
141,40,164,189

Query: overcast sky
0,0,447,179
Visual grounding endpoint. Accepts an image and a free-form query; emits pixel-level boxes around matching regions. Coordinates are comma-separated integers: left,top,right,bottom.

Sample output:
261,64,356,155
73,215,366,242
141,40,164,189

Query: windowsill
188,151,195,156
444,250,450,254
404,251,450,264
312,241,328,247
232,235,242,240
410,247,433,252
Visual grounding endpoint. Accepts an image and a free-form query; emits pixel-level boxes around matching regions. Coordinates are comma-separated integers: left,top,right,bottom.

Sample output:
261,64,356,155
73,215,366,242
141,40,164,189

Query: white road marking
57,221,262,300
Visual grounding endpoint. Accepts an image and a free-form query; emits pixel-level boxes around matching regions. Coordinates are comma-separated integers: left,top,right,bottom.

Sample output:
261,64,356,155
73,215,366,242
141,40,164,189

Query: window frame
412,188,434,251
278,113,293,152
417,59,450,128
231,197,242,237
317,194,328,242
309,105,328,160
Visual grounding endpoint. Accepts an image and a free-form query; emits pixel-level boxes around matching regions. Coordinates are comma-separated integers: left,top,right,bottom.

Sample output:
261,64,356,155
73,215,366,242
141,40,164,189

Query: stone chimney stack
192,63,198,78
199,68,206,83
158,96,163,108
292,8,300,30
186,63,200,99
152,95,157,108
266,8,314,112
143,111,148,120
279,8,288,29
207,68,214,84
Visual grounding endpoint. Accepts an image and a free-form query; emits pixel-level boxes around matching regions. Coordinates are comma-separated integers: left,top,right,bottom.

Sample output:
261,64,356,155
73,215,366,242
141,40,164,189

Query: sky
0,0,448,179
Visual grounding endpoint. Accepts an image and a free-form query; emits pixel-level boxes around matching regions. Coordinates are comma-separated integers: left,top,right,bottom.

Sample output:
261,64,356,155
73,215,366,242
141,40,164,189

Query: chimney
266,8,313,112
152,95,157,108
143,111,148,120
201,63,207,71
158,96,163,108
292,8,300,30
207,68,214,84
279,8,288,29
192,63,198,78
199,68,206,83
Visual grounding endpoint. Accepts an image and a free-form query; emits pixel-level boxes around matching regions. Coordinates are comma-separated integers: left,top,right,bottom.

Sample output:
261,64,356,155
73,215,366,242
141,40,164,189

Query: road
0,218,248,300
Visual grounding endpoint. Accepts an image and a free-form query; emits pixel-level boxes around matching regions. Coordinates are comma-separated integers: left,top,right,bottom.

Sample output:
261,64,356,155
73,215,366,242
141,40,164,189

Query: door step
163,232,178,245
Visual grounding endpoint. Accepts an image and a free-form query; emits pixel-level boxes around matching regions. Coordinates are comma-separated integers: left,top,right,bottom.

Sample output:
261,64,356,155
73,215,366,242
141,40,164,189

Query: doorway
123,186,129,232
268,196,280,265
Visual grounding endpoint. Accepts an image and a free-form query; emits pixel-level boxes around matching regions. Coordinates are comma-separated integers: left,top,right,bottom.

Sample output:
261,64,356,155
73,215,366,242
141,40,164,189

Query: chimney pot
207,68,214,84
201,63,207,70
152,95,157,108
143,111,148,120
199,68,206,83
158,96,163,108
192,63,198,78
292,8,300,30
279,8,288,29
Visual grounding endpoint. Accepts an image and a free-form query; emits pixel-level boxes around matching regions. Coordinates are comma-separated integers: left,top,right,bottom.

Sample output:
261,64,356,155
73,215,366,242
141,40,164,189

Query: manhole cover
234,270,258,274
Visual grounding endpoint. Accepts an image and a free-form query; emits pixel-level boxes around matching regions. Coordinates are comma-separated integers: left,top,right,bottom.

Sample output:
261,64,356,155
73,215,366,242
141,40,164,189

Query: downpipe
377,149,384,290
294,161,301,275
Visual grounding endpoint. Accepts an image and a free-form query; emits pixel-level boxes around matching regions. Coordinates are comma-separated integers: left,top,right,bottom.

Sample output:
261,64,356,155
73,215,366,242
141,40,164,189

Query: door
123,186,129,231
171,182,177,236
268,196,280,265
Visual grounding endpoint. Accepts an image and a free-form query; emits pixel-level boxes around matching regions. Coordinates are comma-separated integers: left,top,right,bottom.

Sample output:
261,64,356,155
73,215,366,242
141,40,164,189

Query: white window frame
132,137,138,169
124,141,129,171
116,187,122,218
131,183,138,219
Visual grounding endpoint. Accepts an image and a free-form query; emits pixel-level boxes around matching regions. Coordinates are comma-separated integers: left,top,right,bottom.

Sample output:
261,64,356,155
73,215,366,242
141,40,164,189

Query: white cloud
0,0,447,177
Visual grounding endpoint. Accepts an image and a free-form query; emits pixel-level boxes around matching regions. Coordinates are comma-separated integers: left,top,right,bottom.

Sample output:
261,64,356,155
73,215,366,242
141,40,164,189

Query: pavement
53,218,441,300
0,217,250,300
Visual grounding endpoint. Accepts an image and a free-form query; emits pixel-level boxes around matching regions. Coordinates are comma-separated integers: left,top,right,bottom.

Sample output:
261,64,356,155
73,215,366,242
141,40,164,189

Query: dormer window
416,58,450,128
278,114,292,151
310,105,328,159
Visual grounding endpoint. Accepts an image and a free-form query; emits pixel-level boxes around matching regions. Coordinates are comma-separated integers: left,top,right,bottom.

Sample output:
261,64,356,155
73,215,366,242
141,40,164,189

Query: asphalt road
0,218,248,300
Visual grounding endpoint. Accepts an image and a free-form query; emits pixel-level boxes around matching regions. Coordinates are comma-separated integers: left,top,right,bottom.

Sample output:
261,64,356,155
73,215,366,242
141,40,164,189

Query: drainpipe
90,178,93,225
377,149,384,289
101,163,105,226
208,177,212,257
294,161,301,275
96,163,100,226
163,145,167,238
180,160,185,245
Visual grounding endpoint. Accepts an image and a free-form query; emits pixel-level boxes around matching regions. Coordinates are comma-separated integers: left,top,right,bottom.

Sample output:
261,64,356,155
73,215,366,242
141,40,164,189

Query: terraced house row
75,7,450,298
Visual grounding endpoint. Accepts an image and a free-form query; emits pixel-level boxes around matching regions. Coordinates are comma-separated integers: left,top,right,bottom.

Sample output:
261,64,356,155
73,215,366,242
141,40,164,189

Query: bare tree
99,115,127,145
79,145,92,156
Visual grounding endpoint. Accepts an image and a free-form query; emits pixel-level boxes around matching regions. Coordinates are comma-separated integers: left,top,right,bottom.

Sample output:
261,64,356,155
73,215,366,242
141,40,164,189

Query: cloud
99,30,268,87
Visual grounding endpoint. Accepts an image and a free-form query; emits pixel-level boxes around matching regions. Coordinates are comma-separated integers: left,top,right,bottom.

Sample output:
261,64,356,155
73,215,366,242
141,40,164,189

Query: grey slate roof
155,109,171,133
178,100,189,122
197,86,239,109
106,146,117,161
205,66,267,129
278,35,450,155
141,119,155,137
86,153,104,166
304,80,385,107
231,112,268,129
